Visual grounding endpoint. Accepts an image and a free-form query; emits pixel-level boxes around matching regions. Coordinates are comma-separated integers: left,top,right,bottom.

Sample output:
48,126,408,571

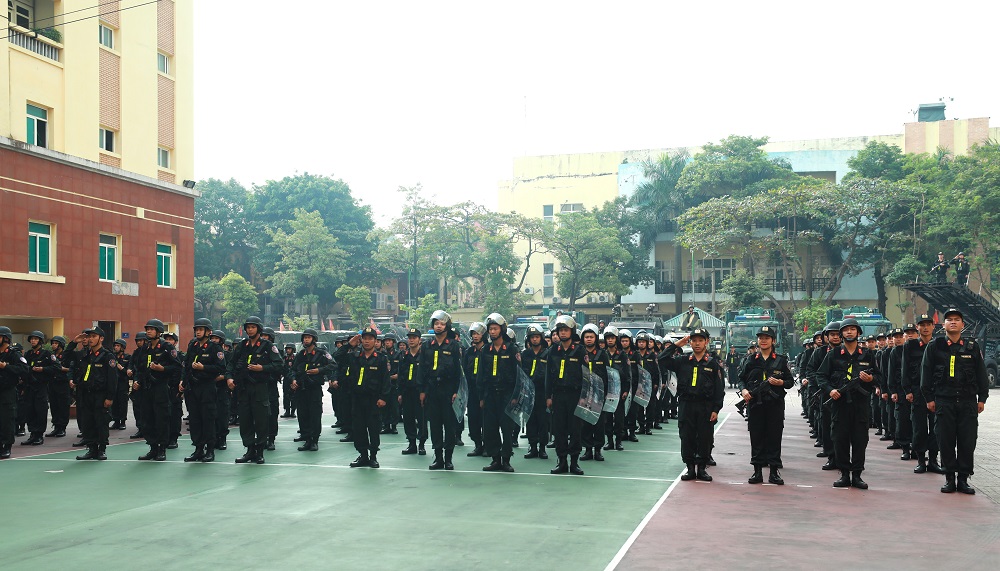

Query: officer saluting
657,328,724,482
336,327,390,468
738,326,793,485
817,318,881,489
920,308,989,494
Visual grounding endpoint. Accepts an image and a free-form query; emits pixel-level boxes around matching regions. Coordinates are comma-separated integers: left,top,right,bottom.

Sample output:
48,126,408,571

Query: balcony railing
7,26,61,62
654,277,837,295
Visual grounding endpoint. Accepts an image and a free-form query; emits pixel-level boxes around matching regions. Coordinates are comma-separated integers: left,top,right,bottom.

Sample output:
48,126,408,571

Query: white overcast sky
193,1,998,225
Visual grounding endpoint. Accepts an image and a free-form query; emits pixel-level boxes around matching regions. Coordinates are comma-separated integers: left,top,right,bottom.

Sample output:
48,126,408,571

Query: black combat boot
748,466,764,484
297,439,311,451
603,440,614,451
886,441,902,450
500,455,514,473
418,442,427,455
72,438,87,447
768,467,784,485
154,445,167,461
350,453,369,468
339,435,354,443
707,454,717,466
696,465,712,482
524,444,539,459
467,441,484,457
913,455,927,474
615,438,624,451
429,449,445,470
184,446,205,462
941,473,956,493
255,446,265,464
402,440,418,455
956,475,975,495
483,455,503,472
580,447,594,461
129,431,143,439
95,446,108,461
444,449,454,470
850,471,867,489
166,440,178,450
927,454,946,474
594,448,604,461
293,434,308,442
265,437,275,451
138,446,157,461
307,441,318,452
569,455,584,475
0,444,11,459
900,447,911,461
235,446,255,464
202,448,215,462
821,459,838,471
681,464,696,481
550,456,569,474
76,445,98,460
45,428,64,437
833,470,852,488
369,451,379,469
216,438,227,451
538,447,548,460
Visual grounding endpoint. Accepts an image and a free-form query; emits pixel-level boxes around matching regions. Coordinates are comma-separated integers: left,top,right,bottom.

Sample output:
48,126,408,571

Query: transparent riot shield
634,367,652,407
504,368,535,428
452,365,469,422
603,368,621,413
665,370,678,397
623,390,633,416
574,366,606,425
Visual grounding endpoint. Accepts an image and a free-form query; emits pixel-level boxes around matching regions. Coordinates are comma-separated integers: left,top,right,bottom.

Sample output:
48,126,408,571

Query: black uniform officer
228,316,282,464
817,318,881,489
521,324,549,460
181,319,226,462
602,326,631,452
580,323,610,463
381,333,400,435
477,313,521,473
45,335,71,438
136,319,180,461
657,328,724,482
398,327,426,455
418,311,463,471
952,252,970,286
160,331,184,449
0,326,30,459
620,330,642,442
332,335,354,439
874,332,895,446
291,328,335,451
887,327,913,460
930,252,949,284
71,327,117,461
635,332,661,434
901,314,945,474
110,338,130,430
22,331,58,445
546,315,588,476
260,327,281,451
920,308,989,494
209,331,231,450
127,332,147,439
336,327,390,468
463,322,487,457
738,326,793,485
282,343,297,418
809,322,841,468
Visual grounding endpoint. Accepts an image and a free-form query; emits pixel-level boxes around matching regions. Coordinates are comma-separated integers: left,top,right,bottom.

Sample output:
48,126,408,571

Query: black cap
689,328,710,340
756,326,777,339
406,327,421,337
903,323,917,332
163,331,178,340
916,313,934,325
83,326,105,337
943,308,963,320
361,327,378,338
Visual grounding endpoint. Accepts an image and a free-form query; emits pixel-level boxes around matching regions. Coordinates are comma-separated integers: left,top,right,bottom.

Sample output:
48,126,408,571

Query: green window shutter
99,246,107,279
27,105,47,119
38,236,50,274
27,117,35,145
29,236,37,272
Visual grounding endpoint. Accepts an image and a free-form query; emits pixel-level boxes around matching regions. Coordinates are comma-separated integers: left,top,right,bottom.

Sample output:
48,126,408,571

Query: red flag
278,321,285,332
932,310,939,324
327,319,334,331
803,321,808,332
369,317,381,334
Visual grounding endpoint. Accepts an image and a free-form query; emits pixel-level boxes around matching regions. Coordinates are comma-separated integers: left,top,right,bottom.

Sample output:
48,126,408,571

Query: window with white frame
543,263,555,298
99,233,118,282
99,127,116,153
156,243,174,287
542,205,554,222
157,147,170,169
157,52,170,74
99,23,114,49
29,222,52,274
27,104,48,148
559,203,584,214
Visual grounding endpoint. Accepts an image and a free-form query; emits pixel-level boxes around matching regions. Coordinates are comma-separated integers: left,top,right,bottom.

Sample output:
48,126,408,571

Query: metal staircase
901,282,1000,330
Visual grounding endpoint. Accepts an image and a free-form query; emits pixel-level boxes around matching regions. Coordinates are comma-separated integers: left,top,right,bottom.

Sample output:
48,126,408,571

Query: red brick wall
0,146,194,339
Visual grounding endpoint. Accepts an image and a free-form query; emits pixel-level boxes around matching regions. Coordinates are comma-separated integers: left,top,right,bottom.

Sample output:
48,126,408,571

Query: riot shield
504,368,535,428
574,366,605,425
665,371,678,397
603,368,621,413
623,390,633,416
452,365,469,422
634,367,652,407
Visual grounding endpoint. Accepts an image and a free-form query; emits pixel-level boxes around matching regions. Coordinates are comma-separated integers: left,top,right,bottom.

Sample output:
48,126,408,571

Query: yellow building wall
2,0,192,182
498,151,623,306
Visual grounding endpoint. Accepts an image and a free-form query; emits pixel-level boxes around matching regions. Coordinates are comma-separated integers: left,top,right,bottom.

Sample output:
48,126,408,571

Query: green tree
398,293,445,330
281,314,315,332
193,178,252,278
677,135,797,202
335,284,373,329
266,209,348,319
542,210,632,311
220,271,259,336
793,299,839,338
844,141,906,182
194,276,224,324
718,269,768,311
250,173,378,288
886,255,927,322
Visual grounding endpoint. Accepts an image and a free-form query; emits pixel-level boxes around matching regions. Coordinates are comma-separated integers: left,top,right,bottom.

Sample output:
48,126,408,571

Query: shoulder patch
217,352,225,360
272,345,279,354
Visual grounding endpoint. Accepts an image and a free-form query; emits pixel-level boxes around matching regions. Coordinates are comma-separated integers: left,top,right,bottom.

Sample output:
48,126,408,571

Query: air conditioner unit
598,295,609,303
551,297,562,304
587,296,597,304
523,286,535,295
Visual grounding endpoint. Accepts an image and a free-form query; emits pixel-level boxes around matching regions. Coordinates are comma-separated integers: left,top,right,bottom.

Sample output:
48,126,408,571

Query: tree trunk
874,264,887,316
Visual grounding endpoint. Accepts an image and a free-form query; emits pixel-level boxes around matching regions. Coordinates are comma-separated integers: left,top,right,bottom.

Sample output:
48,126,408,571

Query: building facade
2,1,195,343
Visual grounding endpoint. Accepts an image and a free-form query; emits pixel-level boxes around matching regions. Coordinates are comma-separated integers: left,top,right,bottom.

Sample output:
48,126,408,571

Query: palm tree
630,151,689,313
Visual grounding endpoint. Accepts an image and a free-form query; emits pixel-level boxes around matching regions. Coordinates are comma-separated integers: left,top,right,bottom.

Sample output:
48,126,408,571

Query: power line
30,0,124,26
3,0,161,43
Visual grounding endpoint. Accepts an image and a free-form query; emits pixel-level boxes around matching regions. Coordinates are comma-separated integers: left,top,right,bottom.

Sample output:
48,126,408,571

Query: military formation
0,307,988,496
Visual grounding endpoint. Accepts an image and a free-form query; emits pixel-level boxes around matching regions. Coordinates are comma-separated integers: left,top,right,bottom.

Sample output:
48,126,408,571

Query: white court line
604,411,733,571
11,456,674,483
